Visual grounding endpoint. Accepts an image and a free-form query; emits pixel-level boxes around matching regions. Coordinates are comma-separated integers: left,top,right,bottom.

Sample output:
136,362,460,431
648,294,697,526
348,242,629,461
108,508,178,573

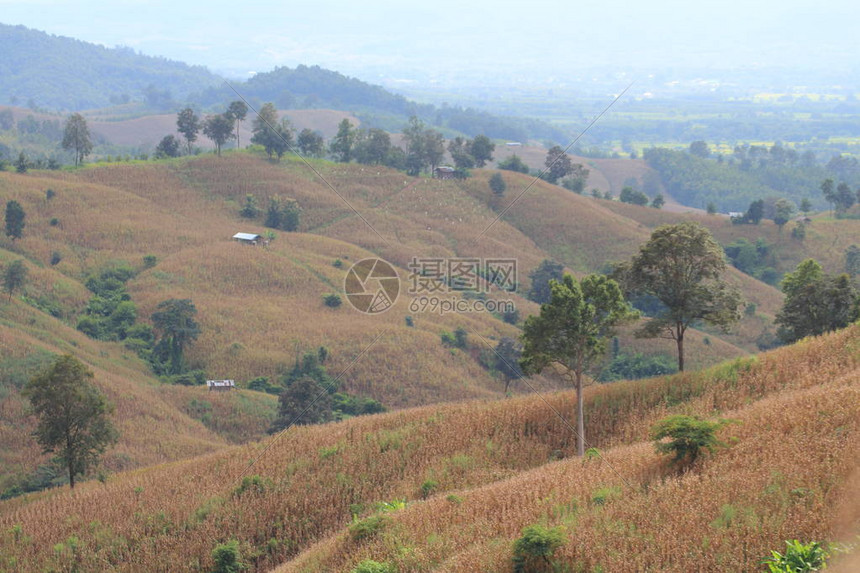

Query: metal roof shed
233,232,261,243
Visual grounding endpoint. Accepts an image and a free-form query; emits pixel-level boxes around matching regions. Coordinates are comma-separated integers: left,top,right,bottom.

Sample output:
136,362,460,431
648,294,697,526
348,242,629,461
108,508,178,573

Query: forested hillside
0,24,221,110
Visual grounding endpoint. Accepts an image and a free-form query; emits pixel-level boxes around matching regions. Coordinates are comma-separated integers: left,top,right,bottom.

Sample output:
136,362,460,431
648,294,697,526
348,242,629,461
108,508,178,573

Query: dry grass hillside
0,151,792,495
1,324,857,572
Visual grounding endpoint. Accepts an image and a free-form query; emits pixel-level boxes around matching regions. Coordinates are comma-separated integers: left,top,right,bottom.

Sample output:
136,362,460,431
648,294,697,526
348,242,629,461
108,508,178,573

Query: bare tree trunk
575,368,585,457
66,431,75,489
676,325,685,372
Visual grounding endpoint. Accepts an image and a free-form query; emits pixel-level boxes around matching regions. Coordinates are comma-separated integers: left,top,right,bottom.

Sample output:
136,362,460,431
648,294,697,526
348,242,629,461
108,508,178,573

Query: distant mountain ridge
0,23,567,142
0,23,222,110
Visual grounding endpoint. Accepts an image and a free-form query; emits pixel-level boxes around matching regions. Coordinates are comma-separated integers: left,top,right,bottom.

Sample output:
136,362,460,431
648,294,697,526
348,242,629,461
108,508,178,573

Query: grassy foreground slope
277,325,860,571
1,325,858,572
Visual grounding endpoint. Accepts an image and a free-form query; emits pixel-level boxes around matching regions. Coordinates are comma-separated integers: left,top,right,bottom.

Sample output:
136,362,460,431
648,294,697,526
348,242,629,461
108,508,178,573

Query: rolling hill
0,151,771,497
1,322,857,572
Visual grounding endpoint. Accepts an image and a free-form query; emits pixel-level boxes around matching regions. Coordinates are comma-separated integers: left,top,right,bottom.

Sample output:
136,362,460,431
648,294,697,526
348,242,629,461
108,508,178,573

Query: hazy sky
2,0,858,86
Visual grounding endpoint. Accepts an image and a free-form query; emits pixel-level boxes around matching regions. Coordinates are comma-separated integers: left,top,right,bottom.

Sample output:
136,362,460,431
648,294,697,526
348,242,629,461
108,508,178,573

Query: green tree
799,197,812,215
402,116,443,175
176,108,201,155
498,154,530,174
651,414,728,464
494,337,523,393
211,539,244,573
821,178,839,215
270,376,333,432
296,128,325,157
521,274,636,456
15,151,28,173
706,201,717,215
61,113,93,167
151,299,200,375
264,195,301,231
846,245,860,276
329,118,356,163
688,140,711,158
512,524,565,572
353,128,392,165
619,186,650,206
4,259,27,302
239,194,260,219
269,120,294,160
470,134,495,167
772,198,795,234
489,172,506,195
775,259,859,344
447,136,475,169
543,145,572,184
23,355,118,489
226,100,248,148
5,199,25,240
834,181,855,215
203,114,234,156
791,221,807,241
154,135,181,159
745,199,765,224
625,222,743,371
526,259,564,304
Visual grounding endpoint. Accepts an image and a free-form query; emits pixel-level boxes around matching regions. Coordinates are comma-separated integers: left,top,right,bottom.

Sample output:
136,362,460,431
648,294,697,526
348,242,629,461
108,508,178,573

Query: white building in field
232,232,261,245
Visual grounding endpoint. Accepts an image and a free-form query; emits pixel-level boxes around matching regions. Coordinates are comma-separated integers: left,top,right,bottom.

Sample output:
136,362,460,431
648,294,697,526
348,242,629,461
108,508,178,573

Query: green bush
512,524,565,572
233,475,272,497
651,415,731,463
454,326,468,349
349,515,388,542
211,539,244,573
762,539,828,572
420,479,438,499
323,293,342,308
597,352,677,382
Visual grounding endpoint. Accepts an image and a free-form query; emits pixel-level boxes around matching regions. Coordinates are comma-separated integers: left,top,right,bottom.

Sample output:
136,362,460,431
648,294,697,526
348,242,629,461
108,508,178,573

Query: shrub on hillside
211,539,244,573
512,524,565,572
349,515,388,542
762,539,828,572
651,415,732,464
323,293,342,308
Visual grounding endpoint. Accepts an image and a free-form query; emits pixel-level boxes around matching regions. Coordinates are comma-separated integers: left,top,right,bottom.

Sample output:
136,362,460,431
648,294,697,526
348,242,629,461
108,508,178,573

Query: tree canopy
521,274,636,456
3,259,27,302
775,259,859,344
61,113,92,167
543,146,573,184
5,199,25,240
251,103,293,160
526,259,564,305
151,299,200,375
203,113,234,156
329,118,356,163
23,354,118,489
176,108,201,155
623,222,743,371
